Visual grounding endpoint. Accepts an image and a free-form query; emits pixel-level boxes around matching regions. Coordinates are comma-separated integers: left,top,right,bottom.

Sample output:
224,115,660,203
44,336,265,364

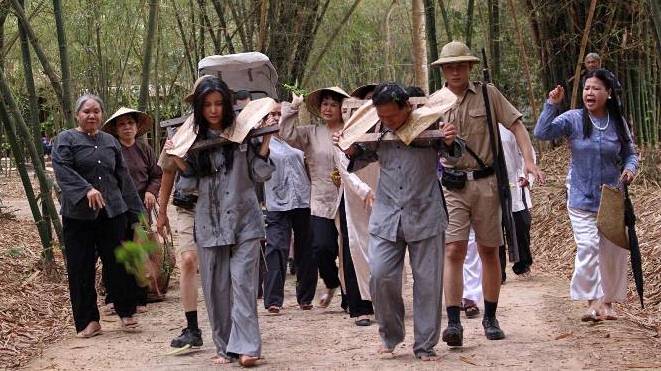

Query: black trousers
309,215,341,290
63,212,137,332
499,208,533,279
263,208,317,307
102,228,147,306
338,199,374,317
512,208,533,274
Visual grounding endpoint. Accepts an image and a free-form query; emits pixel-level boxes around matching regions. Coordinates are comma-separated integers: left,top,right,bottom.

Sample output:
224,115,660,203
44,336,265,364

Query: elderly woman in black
52,94,145,337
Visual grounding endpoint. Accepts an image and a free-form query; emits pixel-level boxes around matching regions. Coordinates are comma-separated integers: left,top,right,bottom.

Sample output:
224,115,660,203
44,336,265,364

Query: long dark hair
581,69,629,144
191,76,237,174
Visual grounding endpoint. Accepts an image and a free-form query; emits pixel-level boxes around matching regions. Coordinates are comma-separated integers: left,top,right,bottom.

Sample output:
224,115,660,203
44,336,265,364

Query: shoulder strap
464,144,488,169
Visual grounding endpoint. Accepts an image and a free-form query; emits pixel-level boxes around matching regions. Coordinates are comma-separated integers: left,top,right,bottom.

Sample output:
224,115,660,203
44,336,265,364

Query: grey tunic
348,137,464,242
184,138,275,248
52,129,144,219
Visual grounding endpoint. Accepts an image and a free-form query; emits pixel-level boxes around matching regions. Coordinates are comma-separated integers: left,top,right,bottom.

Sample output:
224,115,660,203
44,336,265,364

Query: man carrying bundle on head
334,83,463,360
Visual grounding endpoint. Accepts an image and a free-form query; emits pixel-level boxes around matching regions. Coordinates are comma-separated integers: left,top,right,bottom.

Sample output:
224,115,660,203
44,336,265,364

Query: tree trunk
0,0,45,62
570,0,597,109
412,0,429,93
52,0,74,128
464,0,475,48
0,70,63,244
424,0,442,91
438,0,453,42
138,0,159,112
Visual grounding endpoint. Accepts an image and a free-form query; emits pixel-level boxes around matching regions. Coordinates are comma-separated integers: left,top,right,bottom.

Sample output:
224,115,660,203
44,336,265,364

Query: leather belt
465,166,494,181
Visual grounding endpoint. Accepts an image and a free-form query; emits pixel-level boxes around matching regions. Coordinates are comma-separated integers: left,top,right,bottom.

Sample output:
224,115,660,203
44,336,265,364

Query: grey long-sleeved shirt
348,137,463,243
182,134,275,248
52,129,144,220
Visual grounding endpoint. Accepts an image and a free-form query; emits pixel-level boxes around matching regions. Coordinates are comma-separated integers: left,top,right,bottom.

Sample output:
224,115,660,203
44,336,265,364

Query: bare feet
267,305,281,314
239,355,259,367
417,353,440,361
601,302,618,320
211,355,232,365
76,321,102,338
299,303,313,310
121,317,142,333
580,300,602,322
101,303,115,316
136,305,148,314
318,288,336,308
377,345,394,358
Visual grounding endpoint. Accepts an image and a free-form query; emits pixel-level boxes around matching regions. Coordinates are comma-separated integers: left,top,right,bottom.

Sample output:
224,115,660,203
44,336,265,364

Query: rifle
480,48,519,263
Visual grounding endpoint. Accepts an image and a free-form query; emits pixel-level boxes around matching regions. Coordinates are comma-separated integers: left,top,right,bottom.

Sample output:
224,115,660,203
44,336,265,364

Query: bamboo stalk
570,0,597,109
438,0,453,42
506,0,538,119
8,0,64,110
52,0,75,129
302,0,364,87
0,72,63,245
412,0,429,94
138,0,159,112
257,0,268,52
0,102,52,258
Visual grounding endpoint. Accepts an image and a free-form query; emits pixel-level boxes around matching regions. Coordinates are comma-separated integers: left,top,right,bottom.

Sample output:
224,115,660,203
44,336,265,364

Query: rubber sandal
299,303,313,310
76,327,102,338
267,306,280,314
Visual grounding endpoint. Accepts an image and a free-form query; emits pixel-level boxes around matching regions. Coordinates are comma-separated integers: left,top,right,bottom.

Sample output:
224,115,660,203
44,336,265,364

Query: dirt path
24,266,660,370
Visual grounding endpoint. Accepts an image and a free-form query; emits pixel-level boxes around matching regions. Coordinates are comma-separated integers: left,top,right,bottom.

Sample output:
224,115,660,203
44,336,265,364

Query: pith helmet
431,41,480,66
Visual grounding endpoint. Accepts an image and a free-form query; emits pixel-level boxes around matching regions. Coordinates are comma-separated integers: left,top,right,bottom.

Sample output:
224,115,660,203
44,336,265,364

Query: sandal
580,309,602,323
101,303,116,316
354,316,372,326
211,355,232,365
299,303,313,310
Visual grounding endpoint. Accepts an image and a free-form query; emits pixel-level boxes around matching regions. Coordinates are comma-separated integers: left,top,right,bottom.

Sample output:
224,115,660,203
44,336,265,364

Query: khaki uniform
437,82,522,247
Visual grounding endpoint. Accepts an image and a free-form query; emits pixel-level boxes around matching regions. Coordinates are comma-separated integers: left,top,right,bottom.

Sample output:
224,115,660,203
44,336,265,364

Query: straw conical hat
431,41,480,66
597,184,629,249
350,84,378,99
305,86,350,118
102,107,153,137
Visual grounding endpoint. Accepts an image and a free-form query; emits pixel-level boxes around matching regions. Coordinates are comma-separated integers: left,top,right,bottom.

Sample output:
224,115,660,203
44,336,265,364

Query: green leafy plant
115,214,156,287
282,82,308,96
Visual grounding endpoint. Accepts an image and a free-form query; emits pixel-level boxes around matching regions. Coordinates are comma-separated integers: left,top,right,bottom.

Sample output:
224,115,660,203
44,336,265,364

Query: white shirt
499,124,534,212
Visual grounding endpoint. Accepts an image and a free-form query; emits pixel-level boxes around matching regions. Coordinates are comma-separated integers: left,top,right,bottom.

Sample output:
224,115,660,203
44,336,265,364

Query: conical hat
102,107,153,138
597,184,629,249
350,84,378,99
305,86,350,118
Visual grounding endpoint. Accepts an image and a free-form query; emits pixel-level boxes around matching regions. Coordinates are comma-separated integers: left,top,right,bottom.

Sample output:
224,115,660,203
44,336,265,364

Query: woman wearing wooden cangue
52,94,145,337
173,76,274,367
534,69,638,322
280,87,374,322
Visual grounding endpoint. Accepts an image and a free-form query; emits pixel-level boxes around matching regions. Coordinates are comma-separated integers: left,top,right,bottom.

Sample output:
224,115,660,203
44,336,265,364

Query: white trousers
568,207,628,302
462,229,483,303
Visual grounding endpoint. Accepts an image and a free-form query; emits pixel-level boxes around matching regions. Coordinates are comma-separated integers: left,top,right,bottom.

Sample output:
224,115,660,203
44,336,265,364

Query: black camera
172,190,198,210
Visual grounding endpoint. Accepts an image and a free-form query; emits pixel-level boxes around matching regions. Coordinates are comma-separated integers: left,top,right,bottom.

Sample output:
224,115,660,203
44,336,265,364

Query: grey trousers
197,238,262,359
369,232,445,357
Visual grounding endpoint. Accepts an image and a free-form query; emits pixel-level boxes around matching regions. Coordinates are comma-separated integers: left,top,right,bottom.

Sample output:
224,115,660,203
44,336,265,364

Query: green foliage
281,82,308,96
115,214,156,287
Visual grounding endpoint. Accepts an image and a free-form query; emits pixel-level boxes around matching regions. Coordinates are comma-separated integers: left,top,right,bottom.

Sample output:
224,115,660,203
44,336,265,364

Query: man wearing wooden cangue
430,41,543,346
335,83,463,360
